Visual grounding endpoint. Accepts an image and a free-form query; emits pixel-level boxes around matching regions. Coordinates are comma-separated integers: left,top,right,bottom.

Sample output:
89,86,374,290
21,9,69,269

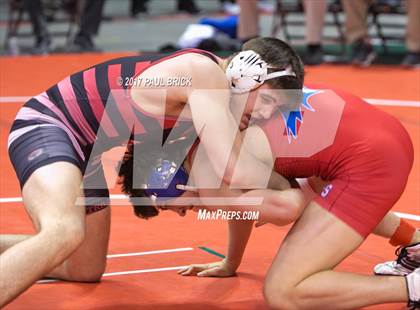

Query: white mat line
1,196,418,221
365,98,420,107
0,196,127,203
107,247,193,259
0,197,22,203
0,96,31,103
0,96,419,107
37,265,188,284
393,212,420,222
103,265,187,277
0,195,264,206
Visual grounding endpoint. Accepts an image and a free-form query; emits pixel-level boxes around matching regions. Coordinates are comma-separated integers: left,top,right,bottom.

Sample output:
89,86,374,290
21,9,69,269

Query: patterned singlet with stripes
9,49,218,169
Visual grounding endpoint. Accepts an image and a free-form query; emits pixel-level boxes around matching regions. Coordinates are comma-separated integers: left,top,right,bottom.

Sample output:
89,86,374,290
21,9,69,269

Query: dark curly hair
241,37,305,111
118,139,159,219
117,129,196,219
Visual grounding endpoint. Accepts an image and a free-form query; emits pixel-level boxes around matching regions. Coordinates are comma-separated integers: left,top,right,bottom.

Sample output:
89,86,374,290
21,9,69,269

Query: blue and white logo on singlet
280,87,322,143
321,184,333,197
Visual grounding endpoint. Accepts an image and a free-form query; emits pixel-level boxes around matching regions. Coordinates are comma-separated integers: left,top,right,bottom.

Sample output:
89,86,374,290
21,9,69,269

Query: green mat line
198,246,226,259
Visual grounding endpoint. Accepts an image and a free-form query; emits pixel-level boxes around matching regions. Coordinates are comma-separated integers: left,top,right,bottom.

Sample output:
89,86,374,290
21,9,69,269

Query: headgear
226,50,296,94
144,159,189,200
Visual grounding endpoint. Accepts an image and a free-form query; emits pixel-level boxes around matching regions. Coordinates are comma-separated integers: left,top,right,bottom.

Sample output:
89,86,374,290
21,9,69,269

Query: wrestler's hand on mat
177,259,236,277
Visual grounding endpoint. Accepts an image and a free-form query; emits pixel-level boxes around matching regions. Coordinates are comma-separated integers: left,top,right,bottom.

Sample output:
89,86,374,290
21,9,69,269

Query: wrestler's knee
66,262,106,283
263,277,298,310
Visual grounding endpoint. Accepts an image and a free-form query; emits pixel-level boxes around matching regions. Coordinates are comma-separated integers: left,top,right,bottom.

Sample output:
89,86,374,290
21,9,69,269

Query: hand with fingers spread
177,259,237,277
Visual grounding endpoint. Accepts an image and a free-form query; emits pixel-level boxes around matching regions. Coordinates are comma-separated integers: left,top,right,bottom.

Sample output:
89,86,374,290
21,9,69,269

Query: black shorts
8,124,109,214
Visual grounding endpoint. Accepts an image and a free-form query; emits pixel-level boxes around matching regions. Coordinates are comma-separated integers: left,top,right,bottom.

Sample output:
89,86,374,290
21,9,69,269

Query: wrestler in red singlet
258,85,414,237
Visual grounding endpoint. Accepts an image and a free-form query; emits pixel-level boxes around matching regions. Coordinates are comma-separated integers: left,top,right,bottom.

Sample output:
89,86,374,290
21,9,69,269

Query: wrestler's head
225,37,304,129
117,134,196,219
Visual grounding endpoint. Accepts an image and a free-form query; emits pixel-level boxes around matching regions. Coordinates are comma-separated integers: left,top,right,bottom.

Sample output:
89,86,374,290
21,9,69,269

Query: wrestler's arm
179,128,305,277
186,56,287,190
188,124,305,226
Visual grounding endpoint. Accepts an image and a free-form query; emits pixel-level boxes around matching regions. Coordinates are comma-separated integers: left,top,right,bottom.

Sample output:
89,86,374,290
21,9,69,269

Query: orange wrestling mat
0,53,419,310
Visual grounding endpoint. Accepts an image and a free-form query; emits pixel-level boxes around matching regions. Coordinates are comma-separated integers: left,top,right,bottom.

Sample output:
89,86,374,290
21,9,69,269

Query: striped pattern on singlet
9,49,218,161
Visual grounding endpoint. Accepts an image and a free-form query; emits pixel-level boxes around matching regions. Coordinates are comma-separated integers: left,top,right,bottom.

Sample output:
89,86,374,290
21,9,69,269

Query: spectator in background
67,0,106,52
23,0,106,54
23,0,51,54
131,0,200,17
237,0,258,41
303,0,327,65
220,0,239,15
222,0,274,16
237,0,327,65
342,0,420,67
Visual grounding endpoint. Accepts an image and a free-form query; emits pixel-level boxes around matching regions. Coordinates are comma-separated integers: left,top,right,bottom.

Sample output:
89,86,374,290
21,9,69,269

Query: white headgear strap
226,50,296,94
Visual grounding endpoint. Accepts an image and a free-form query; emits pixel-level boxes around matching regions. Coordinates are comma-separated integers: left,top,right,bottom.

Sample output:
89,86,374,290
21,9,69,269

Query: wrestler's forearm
225,219,254,270
200,187,305,226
